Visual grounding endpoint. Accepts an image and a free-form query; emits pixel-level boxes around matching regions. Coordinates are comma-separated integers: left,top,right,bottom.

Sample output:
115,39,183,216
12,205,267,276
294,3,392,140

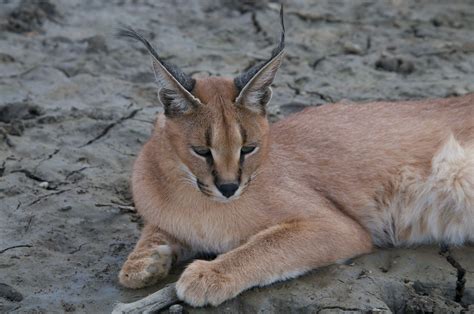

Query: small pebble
59,206,72,212
169,304,183,314
343,42,363,55
0,53,15,63
39,181,49,189
450,86,468,96
375,55,414,74
85,35,108,54
0,283,23,302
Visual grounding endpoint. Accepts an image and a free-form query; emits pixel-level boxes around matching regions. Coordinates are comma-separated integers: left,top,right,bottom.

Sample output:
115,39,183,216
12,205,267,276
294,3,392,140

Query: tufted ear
152,60,200,117
117,27,202,117
234,5,285,114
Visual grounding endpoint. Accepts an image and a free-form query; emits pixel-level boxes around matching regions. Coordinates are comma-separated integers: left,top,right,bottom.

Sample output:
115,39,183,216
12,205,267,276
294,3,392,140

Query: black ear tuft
234,4,285,91
116,26,196,92
117,26,201,117
233,5,285,113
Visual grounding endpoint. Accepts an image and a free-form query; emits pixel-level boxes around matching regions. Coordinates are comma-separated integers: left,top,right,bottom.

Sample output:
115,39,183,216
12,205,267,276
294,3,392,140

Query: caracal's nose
216,183,239,198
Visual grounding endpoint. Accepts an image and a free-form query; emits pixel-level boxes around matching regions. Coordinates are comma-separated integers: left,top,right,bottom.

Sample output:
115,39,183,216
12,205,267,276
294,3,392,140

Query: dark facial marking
239,152,245,166
211,169,218,186
197,179,212,197
205,128,212,147
205,154,213,167
239,124,247,144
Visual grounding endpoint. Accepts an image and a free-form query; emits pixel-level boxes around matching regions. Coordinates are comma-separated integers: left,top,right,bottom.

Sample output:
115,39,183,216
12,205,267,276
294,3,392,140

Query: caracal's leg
119,224,190,288
176,208,373,306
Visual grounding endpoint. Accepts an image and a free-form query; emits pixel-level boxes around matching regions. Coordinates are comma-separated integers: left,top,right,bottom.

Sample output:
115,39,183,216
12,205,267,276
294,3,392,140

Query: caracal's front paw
119,244,173,289
176,260,240,307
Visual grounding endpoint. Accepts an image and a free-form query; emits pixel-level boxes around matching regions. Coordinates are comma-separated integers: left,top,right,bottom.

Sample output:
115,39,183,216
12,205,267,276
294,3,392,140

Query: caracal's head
119,7,285,202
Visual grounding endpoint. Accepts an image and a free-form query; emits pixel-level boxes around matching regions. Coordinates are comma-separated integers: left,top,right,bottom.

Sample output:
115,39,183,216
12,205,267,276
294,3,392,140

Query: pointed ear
117,27,201,117
234,52,284,114
234,5,286,114
152,59,200,117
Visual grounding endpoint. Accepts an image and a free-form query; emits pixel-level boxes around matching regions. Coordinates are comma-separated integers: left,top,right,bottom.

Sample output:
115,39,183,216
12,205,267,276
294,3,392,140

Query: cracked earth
1,0,473,313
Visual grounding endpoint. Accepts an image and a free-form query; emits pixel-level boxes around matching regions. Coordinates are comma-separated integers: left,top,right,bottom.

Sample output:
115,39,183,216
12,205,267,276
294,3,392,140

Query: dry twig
112,283,178,314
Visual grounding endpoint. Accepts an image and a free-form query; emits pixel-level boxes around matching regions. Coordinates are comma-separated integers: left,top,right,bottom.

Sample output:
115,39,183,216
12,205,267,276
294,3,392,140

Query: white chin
208,187,242,203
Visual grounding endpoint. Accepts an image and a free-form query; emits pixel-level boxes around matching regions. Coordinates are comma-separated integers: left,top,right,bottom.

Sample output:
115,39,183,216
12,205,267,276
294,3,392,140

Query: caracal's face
119,10,284,202
165,78,270,202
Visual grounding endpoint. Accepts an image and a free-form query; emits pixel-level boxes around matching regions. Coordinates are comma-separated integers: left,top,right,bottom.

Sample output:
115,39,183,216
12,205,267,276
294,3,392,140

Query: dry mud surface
1,0,474,313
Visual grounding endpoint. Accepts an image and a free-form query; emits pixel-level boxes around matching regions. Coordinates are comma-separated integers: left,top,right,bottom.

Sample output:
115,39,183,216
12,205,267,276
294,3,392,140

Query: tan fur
119,75,474,306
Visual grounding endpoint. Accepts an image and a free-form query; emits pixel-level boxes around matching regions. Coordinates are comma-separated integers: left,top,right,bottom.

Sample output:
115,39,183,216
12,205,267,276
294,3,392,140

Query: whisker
197,179,209,188
179,176,198,188
199,189,213,197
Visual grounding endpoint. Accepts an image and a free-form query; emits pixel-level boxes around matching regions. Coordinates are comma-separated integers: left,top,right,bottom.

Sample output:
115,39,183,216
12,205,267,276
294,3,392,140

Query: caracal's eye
241,145,257,155
192,146,212,158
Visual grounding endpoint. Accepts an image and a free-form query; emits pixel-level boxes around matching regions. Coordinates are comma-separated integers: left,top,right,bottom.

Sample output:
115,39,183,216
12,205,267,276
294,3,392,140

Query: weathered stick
112,283,178,314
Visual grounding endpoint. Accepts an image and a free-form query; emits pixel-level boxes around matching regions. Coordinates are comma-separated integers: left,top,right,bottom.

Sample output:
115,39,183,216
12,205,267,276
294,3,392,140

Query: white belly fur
371,135,474,246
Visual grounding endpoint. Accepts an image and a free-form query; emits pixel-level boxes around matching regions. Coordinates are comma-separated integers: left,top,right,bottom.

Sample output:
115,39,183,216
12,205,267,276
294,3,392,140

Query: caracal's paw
176,260,241,307
119,244,173,289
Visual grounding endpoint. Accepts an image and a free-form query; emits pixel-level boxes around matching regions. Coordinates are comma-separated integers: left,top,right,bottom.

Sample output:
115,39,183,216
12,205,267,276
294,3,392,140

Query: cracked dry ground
1,0,474,313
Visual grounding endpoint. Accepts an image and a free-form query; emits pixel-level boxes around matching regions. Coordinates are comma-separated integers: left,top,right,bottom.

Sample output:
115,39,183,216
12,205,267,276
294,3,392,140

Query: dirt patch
4,0,59,33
